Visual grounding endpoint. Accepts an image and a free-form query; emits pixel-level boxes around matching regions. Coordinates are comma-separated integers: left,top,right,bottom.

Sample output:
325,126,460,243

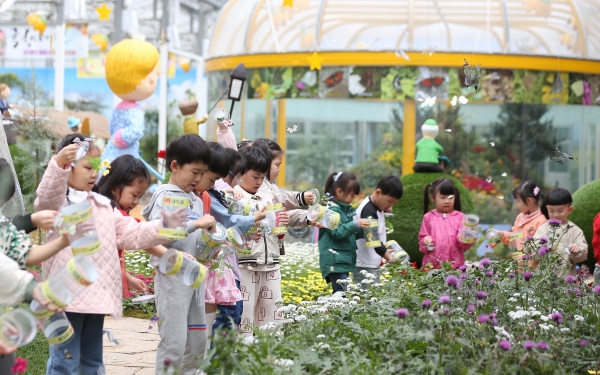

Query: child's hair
376,175,403,199
56,133,99,154
423,178,462,214
237,140,252,152
253,138,283,157
512,180,544,206
207,142,229,178
165,134,211,172
0,158,15,205
541,188,573,219
95,154,151,208
105,39,159,96
324,171,360,199
224,147,243,176
239,146,270,175
179,100,198,116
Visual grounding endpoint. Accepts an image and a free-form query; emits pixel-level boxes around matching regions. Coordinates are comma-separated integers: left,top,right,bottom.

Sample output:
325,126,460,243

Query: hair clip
533,186,540,196
333,172,343,181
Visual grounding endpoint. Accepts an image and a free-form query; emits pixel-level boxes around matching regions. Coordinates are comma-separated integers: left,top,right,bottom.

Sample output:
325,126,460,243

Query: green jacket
318,201,364,281
415,137,444,164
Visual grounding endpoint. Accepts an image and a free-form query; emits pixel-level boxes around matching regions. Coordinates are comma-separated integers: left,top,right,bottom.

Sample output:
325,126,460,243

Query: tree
0,73,24,90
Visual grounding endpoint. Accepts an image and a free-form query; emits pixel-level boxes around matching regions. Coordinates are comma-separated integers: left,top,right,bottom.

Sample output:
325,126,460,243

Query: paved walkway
103,317,159,375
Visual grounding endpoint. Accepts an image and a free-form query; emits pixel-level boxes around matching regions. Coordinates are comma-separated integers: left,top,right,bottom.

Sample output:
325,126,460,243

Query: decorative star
307,51,323,71
283,0,294,6
96,3,113,21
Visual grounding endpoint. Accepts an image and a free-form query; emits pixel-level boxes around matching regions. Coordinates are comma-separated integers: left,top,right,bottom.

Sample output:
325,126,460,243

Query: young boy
534,188,588,277
593,212,600,285
140,134,216,375
354,175,403,285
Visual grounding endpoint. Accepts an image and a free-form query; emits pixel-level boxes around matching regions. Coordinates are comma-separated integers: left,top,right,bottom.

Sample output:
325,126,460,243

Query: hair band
333,172,343,181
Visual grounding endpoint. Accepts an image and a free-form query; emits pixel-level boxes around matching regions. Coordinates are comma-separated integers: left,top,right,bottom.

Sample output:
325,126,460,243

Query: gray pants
353,267,381,289
594,264,600,287
155,271,207,375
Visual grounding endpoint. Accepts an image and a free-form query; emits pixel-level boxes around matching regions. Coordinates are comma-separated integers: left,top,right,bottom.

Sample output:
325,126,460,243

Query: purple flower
538,246,549,256
498,340,511,350
593,286,600,294
395,308,408,317
480,258,491,268
565,276,576,283
579,340,590,347
523,341,535,350
536,341,549,350
548,218,562,227
439,295,451,304
164,358,171,368
551,312,563,324
460,273,467,280
475,279,480,285
442,307,450,315
478,314,489,323
489,313,498,326
466,304,475,314
422,299,432,308
508,273,515,278
295,81,306,90
476,291,488,300
526,235,533,241
523,272,533,281
459,264,467,272
488,278,496,284
486,270,494,277
446,275,459,287
539,237,549,244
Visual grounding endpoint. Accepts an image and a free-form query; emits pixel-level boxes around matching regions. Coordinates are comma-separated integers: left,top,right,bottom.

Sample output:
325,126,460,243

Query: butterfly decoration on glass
463,59,481,92
542,148,576,164
420,76,445,89
394,49,410,61
286,124,298,133
324,71,343,88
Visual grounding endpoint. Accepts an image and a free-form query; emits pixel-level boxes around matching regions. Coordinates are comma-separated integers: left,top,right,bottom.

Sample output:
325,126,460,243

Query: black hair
207,142,229,178
239,146,271,175
252,138,284,181
541,188,572,219
94,154,151,209
224,147,244,176
423,178,461,214
56,133,99,153
376,175,403,199
237,140,252,152
512,180,544,206
324,171,360,200
165,134,211,172
0,158,15,206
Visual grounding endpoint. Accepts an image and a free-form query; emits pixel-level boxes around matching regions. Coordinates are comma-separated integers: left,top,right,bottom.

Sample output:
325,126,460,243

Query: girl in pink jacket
35,134,180,375
418,178,476,270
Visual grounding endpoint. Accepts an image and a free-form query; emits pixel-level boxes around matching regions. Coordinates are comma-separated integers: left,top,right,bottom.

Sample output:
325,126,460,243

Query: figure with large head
413,119,445,173
101,39,159,164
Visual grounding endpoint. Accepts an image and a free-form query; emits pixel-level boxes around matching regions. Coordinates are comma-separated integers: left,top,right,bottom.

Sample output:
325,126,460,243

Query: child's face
195,171,221,194
169,161,208,193
516,197,535,214
433,192,454,214
269,153,283,183
68,148,100,192
240,170,267,194
372,190,399,212
336,188,357,204
546,204,573,224
112,178,149,213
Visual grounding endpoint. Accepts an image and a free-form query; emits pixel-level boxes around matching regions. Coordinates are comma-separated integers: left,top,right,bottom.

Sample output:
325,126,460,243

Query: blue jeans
47,312,105,375
213,280,243,331
328,273,349,293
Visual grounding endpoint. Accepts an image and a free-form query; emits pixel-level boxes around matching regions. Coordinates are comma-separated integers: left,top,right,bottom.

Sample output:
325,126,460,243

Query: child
500,180,547,250
233,146,290,335
318,171,369,293
214,147,245,192
140,134,217,374
418,178,475,270
593,212,600,285
35,134,182,374
355,175,403,285
534,188,588,277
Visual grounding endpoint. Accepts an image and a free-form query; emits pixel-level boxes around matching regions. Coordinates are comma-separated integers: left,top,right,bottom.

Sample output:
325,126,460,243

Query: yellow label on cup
166,251,184,276
66,258,94,287
40,282,68,309
72,239,101,256
272,227,287,235
266,203,283,211
242,204,251,216
313,206,325,222
159,228,187,240
369,220,379,228
226,228,241,247
47,324,74,345
62,207,93,225
327,213,340,229
237,248,252,257
365,240,382,248
509,232,524,241
32,308,54,319
190,266,207,289
162,196,190,207
385,240,399,248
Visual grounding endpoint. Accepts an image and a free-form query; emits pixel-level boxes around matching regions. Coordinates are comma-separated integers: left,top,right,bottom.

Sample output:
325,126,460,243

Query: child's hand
253,206,267,222
163,207,189,228
59,232,70,246
226,189,244,201
127,274,147,294
357,218,370,228
181,251,197,261
56,144,78,169
423,236,434,246
31,211,59,231
308,220,326,229
195,214,216,232
569,244,580,254
383,248,395,261
32,283,65,313
277,209,290,226
304,191,316,205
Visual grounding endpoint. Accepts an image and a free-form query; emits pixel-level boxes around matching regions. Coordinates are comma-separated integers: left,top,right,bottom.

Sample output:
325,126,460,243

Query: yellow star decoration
307,51,323,71
96,3,113,21
283,0,294,7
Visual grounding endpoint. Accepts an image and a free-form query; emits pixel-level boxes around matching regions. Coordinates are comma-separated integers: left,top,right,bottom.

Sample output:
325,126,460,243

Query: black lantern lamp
228,63,247,118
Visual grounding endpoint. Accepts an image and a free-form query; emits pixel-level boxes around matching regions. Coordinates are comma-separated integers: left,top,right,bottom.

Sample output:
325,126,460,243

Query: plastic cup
563,246,572,255
71,141,89,167
159,248,208,289
426,245,435,252
196,222,227,261
306,204,325,222
308,188,320,206
321,210,341,230
0,308,37,347
158,195,189,240
463,214,480,228
364,218,381,248
266,203,287,235
459,229,478,244
61,201,101,256
30,300,74,347
132,295,156,304
385,240,410,263
225,226,244,248
485,229,501,242
225,193,257,216
42,255,98,309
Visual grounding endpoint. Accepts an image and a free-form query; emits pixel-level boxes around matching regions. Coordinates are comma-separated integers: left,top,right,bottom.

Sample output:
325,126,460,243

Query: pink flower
533,187,540,196
536,341,549,350
480,258,491,267
439,295,451,304
523,341,535,350
523,272,533,281
476,291,488,300
446,275,459,287
551,312,563,324
11,357,28,374
395,308,408,317
498,340,511,350
565,276,576,283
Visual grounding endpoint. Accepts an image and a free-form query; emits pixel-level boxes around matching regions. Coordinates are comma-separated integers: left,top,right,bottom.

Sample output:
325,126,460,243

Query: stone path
102,317,158,375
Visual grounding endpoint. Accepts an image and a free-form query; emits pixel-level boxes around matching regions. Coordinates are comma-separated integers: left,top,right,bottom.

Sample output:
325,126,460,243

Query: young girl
500,180,547,251
318,171,369,293
419,178,475,270
35,134,183,374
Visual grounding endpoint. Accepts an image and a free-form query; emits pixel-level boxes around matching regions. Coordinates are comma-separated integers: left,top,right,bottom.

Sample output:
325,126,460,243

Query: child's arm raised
34,146,77,211
217,123,237,149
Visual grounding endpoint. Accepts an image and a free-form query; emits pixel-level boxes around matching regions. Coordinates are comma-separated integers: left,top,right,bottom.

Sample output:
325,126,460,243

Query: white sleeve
0,252,34,307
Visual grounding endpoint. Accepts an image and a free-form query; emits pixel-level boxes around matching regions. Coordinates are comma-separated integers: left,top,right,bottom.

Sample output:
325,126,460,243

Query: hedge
570,179,600,270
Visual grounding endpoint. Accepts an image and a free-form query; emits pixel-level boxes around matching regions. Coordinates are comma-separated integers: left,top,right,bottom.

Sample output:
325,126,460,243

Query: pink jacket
35,157,166,317
418,210,473,269
501,210,547,250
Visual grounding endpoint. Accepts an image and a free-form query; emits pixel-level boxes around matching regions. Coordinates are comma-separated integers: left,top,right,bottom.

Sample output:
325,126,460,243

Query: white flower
259,322,277,331
318,343,331,350
508,297,517,302
540,315,549,322
456,297,462,301
513,293,520,297
360,270,369,275
242,336,258,345
574,315,584,322
348,74,366,95
352,296,361,301
560,327,570,333
316,334,326,339
539,324,552,331
369,298,378,303
294,314,307,322
274,358,294,368
349,301,358,305
361,279,374,284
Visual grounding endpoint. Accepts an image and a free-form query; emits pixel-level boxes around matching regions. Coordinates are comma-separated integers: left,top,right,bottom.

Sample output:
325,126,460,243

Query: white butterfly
490,142,495,147
445,129,452,133
286,124,298,133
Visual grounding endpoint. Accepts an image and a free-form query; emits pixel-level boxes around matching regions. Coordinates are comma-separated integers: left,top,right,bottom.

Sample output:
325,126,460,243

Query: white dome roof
208,0,600,61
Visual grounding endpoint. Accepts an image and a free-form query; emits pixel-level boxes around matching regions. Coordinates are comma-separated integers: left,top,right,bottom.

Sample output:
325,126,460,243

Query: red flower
473,145,486,152
157,150,166,159
11,357,28,374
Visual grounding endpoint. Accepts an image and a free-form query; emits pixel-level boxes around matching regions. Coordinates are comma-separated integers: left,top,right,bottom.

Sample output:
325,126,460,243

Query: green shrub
388,172,474,266
570,179,600,269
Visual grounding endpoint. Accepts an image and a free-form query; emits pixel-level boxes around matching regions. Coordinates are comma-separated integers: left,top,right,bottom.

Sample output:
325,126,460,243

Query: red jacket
592,213,600,263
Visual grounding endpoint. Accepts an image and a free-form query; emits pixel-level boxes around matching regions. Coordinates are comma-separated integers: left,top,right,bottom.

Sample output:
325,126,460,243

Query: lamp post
228,63,246,118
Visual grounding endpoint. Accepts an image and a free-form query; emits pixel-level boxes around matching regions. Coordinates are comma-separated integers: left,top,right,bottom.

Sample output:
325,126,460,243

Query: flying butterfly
542,147,576,164
463,59,481,92
324,71,343,88
286,124,298,133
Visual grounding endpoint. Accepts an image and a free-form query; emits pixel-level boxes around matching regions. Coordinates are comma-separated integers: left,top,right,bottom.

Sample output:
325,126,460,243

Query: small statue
179,100,208,135
413,119,444,173
0,84,13,115
67,116,81,132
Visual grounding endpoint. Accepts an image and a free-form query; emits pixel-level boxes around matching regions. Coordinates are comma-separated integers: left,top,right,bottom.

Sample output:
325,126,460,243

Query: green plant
138,105,183,172
15,331,48,375
570,179,600,270
388,173,474,266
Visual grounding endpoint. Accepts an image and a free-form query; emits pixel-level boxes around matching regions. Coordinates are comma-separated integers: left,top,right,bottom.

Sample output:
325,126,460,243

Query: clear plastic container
364,218,381,248
159,248,208,289
60,201,101,256
225,226,244,249
158,195,189,240
30,300,74,347
307,206,340,230
41,255,98,308
225,193,257,216
0,308,37,347
71,140,89,167
196,222,227,261
385,240,410,263
462,214,480,229
459,229,478,244
484,229,502,242
266,203,287,235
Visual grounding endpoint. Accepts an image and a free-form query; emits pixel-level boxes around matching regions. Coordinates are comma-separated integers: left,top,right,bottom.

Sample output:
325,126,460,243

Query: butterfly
286,124,298,133
490,142,496,147
360,69,374,89
324,71,343,88
463,59,481,91
420,76,445,88
542,148,576,164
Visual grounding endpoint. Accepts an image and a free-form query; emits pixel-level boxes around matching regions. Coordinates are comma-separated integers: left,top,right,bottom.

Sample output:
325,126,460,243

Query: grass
15,331,49,375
